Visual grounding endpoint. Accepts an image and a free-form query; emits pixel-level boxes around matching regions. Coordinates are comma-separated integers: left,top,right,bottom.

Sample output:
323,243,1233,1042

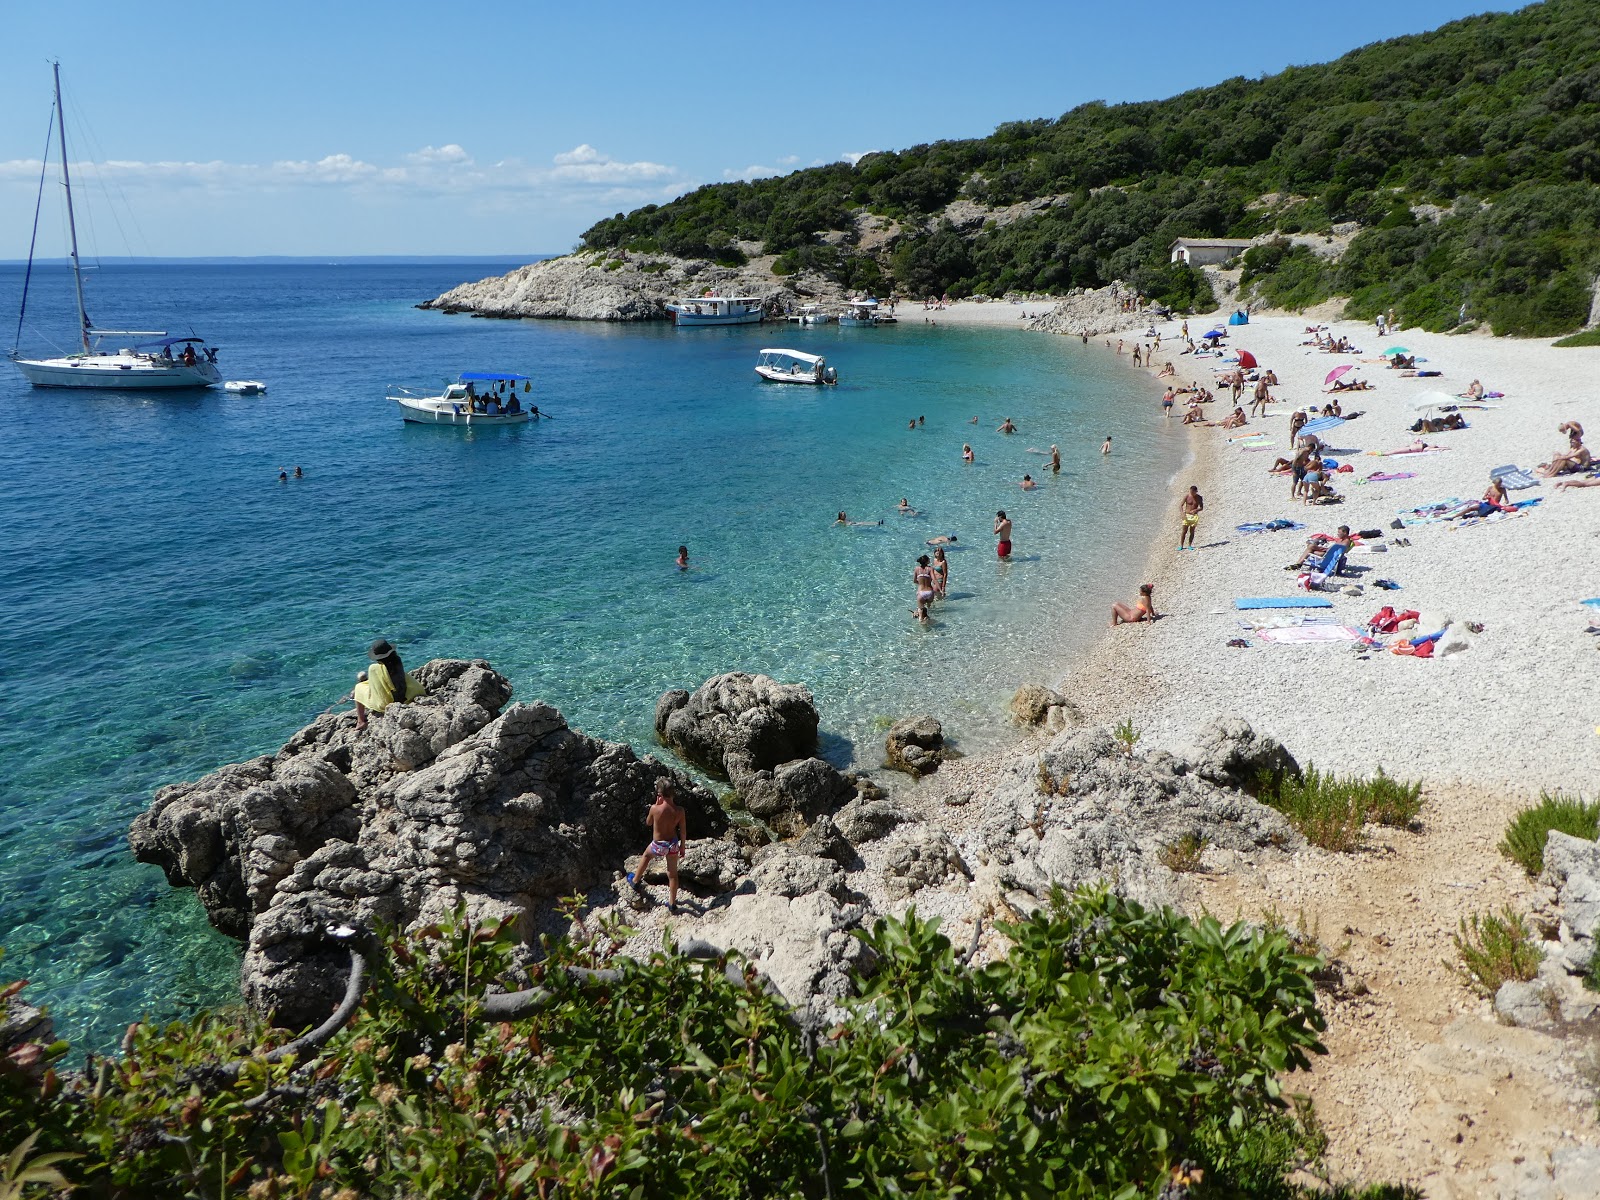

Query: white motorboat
838,298,896,327
388,372,535,425
786,304,833,326
9,64,222,390
666,295,765,326
224,380,267,395
755,348,836,385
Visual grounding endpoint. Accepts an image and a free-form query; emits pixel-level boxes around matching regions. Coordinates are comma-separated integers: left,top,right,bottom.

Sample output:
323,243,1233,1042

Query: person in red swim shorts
994,510,1012,559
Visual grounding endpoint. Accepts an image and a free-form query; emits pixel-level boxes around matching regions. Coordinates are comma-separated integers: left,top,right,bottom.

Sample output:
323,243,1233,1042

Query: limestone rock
1008,684,1064,726
884,715,953,776
883,827,970,900
655,672,820,777
978,723,1298,909
132,663,727,1029
834,797,911,844
1493,980,1553,1028
1542,830,1600,973
1180,716,1300,793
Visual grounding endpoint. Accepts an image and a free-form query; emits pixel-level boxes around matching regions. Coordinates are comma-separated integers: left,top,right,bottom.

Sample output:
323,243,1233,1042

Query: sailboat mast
52,62,90,355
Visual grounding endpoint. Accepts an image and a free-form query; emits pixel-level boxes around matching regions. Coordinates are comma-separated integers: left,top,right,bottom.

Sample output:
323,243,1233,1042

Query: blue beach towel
1237,519,1306,534
1235,597,1336,610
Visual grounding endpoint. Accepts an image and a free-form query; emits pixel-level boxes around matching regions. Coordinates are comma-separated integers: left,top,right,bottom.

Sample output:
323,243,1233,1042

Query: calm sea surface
0,262,1187,1049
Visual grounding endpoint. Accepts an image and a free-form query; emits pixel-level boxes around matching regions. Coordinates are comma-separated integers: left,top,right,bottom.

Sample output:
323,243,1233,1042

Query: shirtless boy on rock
628,777,687,912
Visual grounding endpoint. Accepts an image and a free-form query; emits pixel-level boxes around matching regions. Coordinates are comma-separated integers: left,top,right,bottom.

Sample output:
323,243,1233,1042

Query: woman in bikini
931,547,949,598
1111,583,1157,626
912,555,936,623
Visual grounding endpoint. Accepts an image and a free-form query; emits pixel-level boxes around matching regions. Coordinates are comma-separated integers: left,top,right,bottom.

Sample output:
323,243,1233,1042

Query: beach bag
1369,605,1398,633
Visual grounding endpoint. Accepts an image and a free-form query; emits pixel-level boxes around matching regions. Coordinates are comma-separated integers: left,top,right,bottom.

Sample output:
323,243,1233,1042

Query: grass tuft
1553,328,1600,348
1453,906,1542,996
1160,833,1209,873
1254,764,1423,851
1499,792,1600,877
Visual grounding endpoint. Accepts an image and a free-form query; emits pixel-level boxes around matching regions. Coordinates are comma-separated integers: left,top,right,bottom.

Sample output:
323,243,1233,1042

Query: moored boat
786,304,833,325
388,372,535,425
838,298,897,327
755,348,836,385
9,64,222,391
666,295,764,326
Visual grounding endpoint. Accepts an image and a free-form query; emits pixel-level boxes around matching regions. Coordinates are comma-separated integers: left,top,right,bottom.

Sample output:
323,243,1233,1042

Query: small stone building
1169,238,1254,266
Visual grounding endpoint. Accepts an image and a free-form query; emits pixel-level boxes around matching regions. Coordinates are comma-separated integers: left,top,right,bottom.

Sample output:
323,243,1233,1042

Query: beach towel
1235,597,1336,610
1489,464,1540,490
1397,499,1467,526
1236,519,1305,534
1257,625,1361,644
1375,446,1451,457
1364,471,1418,482
1582,598,1600,610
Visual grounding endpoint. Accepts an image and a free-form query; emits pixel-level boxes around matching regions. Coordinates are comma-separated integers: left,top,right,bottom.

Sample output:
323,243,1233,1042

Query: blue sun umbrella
1298,415,1347,437
1383,346,1411,356
1201,330,1225,340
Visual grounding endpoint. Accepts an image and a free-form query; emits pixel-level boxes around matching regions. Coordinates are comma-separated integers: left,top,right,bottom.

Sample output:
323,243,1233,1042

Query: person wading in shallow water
994,510,1012,559
353,639,426,730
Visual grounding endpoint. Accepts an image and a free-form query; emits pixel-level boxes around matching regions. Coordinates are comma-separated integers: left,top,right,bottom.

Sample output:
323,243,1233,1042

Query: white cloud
777,155,800,166
840,150,875,165
0,142,687,209
723,164,782,181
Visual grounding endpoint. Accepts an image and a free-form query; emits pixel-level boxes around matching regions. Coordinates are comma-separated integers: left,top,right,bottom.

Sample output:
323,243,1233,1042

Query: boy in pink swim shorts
628,776,688,911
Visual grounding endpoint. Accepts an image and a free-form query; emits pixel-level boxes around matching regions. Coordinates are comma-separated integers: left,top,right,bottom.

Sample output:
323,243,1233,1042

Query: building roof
1169,238,1254,249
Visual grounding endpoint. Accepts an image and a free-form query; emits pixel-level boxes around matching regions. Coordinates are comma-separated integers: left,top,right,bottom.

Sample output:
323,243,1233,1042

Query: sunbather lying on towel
1411,412,1467,433
1456,477,1516,518
1556,477,1600,490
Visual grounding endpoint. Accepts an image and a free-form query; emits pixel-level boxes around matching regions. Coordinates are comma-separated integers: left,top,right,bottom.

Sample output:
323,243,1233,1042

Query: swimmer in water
676,544,689,570
1101,436,1112,455
997,418,1017,434
1050,445,1061,474
293,466,303,479
898,498,918,515
969,416,979,424
837,510,883,527
926,533,958,546
931,547,949,597
277,469,288,483
962,443,974,462
1020,474,1037,490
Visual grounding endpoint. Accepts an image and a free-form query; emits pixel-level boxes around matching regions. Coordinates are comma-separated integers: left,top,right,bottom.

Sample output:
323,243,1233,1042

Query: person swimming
962,444,974,463
676,544,689,569
1020,475,1037,490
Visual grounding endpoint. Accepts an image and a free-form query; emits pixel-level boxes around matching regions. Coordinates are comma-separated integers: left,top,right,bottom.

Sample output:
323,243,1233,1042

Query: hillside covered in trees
581,0,1600,335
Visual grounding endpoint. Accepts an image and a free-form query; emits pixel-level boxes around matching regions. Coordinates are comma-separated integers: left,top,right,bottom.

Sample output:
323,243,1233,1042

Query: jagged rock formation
656,672,852,835
1495,830,1600,1027
883,715,954,777
130,660,725,1029
1027,283,1158,339
420,249,846,323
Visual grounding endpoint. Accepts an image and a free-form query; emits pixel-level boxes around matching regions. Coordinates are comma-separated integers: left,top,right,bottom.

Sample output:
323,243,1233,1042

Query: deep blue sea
0,262,1186,1050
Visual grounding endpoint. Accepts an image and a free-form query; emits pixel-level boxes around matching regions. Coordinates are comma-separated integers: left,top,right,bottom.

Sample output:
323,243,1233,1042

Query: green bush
1255,765,1423,851
1499,792,1600,876
1554,327,1600,346
1453,906,1542,996
0,889,1365,1199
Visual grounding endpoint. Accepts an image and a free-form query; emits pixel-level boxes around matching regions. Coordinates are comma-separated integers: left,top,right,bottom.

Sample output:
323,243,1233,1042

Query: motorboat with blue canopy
388,371,535,425
755,348,837,385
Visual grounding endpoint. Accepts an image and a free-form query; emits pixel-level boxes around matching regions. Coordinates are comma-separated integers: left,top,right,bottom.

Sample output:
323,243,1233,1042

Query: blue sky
1,0,1510,258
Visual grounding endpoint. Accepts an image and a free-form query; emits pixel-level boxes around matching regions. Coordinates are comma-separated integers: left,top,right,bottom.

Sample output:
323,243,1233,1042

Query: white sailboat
9,64,222,390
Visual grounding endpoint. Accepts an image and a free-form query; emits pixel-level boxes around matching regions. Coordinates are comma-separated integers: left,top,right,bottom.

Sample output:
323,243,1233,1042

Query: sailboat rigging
9,62,221,389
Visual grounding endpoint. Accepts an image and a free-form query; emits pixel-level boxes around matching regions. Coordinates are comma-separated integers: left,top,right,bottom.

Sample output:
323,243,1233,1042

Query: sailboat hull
12,353,220,389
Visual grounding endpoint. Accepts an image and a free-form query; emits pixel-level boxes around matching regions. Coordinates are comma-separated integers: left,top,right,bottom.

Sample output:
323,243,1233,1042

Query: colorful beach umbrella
1236,350,1258,369
1201,330,1225,340
1324,365,1354,384
1383,346,1410,356
1299,415,1347,437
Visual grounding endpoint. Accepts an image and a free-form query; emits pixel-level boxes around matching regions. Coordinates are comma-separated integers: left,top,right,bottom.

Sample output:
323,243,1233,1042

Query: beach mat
1257,625,1361,644
1235,597,1335,610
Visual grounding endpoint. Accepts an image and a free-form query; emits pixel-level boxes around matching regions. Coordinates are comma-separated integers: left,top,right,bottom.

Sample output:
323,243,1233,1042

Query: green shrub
1500,792,1600,876
0,889,1358,1199
1453,906,1542,996
1161,832,1209,873
1554,327,1600,347
1254,765,1423,851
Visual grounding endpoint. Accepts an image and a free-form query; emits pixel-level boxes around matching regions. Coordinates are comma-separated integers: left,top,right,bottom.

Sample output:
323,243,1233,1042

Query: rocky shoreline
129,661,1318,1034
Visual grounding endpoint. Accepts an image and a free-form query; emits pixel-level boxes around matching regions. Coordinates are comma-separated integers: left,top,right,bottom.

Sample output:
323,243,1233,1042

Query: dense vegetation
581,0,1600,334
1500,791,1600,874
1,890,1425,1198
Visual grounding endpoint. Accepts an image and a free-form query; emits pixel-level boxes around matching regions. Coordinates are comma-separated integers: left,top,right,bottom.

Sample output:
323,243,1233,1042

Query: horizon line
0,253,554,266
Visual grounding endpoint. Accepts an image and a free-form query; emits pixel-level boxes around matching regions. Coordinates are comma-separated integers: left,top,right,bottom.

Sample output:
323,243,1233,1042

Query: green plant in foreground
1500,791,1600,877
1254,764,1423,851
1554,328,1600,348
0,887,1362,1199
0,1132,77,1200
1112,717,1141,756
1453,906,1542,996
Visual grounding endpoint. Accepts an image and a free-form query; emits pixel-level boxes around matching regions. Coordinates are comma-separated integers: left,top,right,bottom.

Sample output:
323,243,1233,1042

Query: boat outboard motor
823,366,837,385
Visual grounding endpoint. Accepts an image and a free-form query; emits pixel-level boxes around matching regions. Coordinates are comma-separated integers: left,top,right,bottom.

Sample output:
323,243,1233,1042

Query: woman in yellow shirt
353,639,425,730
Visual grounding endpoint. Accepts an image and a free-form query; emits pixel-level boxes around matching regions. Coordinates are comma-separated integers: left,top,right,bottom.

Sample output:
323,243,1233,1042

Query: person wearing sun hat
352,638,426,730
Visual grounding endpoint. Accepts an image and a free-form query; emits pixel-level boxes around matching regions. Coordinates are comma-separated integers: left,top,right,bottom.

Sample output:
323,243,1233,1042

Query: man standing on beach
1179,485,1204,550
994,510,1012,560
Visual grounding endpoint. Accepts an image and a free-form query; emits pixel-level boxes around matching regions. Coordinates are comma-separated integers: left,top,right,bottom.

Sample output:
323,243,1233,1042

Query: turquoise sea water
0,263,1185,1050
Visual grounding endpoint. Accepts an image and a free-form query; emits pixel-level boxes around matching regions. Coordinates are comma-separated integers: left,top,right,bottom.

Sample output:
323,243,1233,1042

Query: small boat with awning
387,372,534,425
666,295,764,326
755,348,836,385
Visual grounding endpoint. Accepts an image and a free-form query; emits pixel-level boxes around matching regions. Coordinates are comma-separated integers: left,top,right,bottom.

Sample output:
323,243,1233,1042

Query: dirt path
1191,784,1600,1197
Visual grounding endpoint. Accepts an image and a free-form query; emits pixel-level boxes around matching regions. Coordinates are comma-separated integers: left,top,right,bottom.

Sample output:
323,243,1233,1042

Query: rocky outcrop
1543,831,1600,974
884,716,954,776
882,826,970,899
131,660,725,1029
1181,716,1302,794
1027,283,1157,339
655,673,820,777
968,723,1300,912
420,250,845,323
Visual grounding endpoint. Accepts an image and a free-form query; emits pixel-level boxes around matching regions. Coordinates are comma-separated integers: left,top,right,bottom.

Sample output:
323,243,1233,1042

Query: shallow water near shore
0,263,1182,1048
